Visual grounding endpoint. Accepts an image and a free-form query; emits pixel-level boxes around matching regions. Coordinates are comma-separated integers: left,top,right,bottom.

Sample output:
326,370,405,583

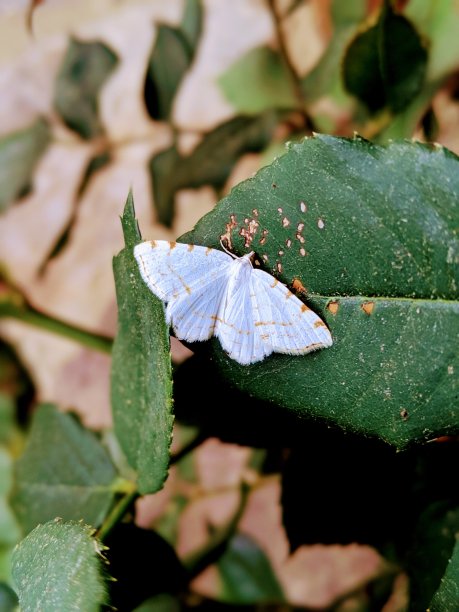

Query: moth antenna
220,239,238,259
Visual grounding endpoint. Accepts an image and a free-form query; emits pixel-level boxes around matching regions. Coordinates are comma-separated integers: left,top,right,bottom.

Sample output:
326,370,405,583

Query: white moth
134,240,332,365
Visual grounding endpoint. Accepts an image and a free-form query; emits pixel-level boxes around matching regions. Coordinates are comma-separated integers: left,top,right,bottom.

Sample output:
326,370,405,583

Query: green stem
0,299,113,354
97,487,139,542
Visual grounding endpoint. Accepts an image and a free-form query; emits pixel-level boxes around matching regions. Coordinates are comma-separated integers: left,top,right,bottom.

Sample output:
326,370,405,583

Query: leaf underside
111,192,174,494
10,404,118,534
12,520,107,612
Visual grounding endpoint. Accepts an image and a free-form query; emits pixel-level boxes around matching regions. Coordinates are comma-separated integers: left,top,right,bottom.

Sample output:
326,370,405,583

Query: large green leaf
111,192,173,494
342,3,428,113
54,38,118,139
12,519,108,611
10,404,118,534
181,135,459,449
0,118,50,212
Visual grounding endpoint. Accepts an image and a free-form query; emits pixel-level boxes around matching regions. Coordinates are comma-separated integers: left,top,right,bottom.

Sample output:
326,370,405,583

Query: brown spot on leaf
400,409,409,421
239,217,260,248
327,300,339,315
361,301,375,315
299,247,306,257
221,214,239,250
259,229,269,246
292,278,307,294
300,201,307,213
276,262,283,274
282,217,290,228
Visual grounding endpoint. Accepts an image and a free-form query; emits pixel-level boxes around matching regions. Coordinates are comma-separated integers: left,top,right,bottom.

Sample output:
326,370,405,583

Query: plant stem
267,0,315,131
0,291,113,354
97,487,139,542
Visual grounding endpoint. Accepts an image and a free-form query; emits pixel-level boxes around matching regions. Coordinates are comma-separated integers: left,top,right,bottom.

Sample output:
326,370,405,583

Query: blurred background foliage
0,0,458,610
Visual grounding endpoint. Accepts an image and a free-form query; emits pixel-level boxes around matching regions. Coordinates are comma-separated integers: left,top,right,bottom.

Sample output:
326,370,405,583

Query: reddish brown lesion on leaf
239,217,260,248
327,300,339,315
220,214,238,250
361,301,375,315
292,278,307,295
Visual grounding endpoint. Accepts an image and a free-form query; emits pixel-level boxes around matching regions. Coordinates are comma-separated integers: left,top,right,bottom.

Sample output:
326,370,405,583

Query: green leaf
144,25,193,121
12,519,108,612
0,582,18,611
10,404,118,534
149,145,183,228
54,38,118,139
180,0,203,52
342,3,428,113
0,393,19,448
0,448,20,584
301,0,366,104
218,47,297,114
133,594,181,612
0,118,50,212
181,135,459,449
111,192,173,494
150,113,277,226
406,0,459,82
407,502,459,611
430,537,459,611
217,534,285,604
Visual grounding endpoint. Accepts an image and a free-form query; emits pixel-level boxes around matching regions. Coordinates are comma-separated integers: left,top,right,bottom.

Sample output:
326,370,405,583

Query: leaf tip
120,190,142,248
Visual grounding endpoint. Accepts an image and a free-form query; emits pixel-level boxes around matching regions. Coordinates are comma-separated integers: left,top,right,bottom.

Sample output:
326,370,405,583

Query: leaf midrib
310,294,458,304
